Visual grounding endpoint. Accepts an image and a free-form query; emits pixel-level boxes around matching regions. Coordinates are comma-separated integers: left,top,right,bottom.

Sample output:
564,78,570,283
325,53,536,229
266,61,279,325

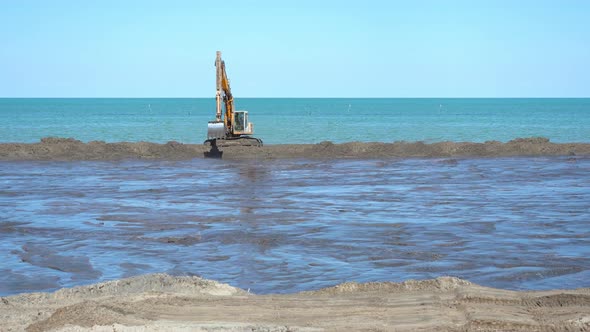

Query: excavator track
204,136,263,148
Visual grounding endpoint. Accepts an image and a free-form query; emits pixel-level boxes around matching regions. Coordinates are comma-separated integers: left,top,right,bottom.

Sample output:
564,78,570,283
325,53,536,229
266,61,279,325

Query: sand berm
1,274,590,331
1,136,589,160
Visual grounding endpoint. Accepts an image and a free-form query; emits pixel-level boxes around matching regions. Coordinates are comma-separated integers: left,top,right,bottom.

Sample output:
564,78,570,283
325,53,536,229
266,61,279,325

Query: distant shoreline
1,137,589,161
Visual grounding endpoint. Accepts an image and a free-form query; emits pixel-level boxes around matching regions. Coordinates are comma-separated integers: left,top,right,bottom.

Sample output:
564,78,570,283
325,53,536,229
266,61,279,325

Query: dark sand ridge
2,274,590,331
0,137,589,161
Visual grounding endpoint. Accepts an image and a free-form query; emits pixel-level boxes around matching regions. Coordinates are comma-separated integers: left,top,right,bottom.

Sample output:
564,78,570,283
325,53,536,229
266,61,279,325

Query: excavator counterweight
205,51,263,147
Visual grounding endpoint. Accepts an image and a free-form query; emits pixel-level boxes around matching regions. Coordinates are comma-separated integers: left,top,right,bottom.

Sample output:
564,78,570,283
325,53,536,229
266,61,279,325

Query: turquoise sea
1,98,589,144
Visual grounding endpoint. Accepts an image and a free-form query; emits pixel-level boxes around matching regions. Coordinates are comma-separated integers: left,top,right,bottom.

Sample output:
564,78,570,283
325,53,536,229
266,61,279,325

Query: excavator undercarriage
204,135,264,148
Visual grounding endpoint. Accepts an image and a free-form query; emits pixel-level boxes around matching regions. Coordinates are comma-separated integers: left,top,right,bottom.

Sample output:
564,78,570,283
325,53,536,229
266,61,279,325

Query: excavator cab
232,110,253,135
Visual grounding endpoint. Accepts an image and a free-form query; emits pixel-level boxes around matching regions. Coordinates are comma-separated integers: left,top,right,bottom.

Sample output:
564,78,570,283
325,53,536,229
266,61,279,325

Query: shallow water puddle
0,156,589,295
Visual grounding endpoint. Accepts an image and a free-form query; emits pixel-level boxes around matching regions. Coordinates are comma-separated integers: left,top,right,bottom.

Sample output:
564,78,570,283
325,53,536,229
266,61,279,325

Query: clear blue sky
1,0,588,97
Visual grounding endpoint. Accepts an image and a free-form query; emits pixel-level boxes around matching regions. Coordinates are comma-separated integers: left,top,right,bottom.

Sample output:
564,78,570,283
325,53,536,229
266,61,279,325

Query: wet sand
1,136,589,160
2,274,589,331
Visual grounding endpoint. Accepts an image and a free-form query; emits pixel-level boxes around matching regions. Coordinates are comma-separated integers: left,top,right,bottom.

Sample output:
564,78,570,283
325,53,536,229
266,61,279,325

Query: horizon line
1,96,589,99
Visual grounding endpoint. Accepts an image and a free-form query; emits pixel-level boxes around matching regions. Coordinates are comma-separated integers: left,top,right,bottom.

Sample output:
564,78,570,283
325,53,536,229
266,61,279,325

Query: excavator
205,51,263,147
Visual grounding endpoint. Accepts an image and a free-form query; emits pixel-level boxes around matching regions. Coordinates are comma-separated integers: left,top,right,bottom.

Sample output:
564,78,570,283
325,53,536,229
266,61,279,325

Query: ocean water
1,98,589,144
1,156,589,296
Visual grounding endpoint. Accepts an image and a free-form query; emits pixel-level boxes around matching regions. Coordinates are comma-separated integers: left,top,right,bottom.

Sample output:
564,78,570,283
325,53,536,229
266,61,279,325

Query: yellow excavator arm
218,57,235,134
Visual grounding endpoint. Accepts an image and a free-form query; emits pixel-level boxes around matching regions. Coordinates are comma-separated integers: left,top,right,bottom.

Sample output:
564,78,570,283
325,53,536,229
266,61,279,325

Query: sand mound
3,274,590,331
0,137,588,161
0,138,203,161
5,274,243,307
303,276,472,295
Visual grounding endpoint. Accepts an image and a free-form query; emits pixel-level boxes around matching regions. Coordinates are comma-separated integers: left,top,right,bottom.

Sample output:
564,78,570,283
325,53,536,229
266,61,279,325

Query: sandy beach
1,137,589,161
1,274,589,331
